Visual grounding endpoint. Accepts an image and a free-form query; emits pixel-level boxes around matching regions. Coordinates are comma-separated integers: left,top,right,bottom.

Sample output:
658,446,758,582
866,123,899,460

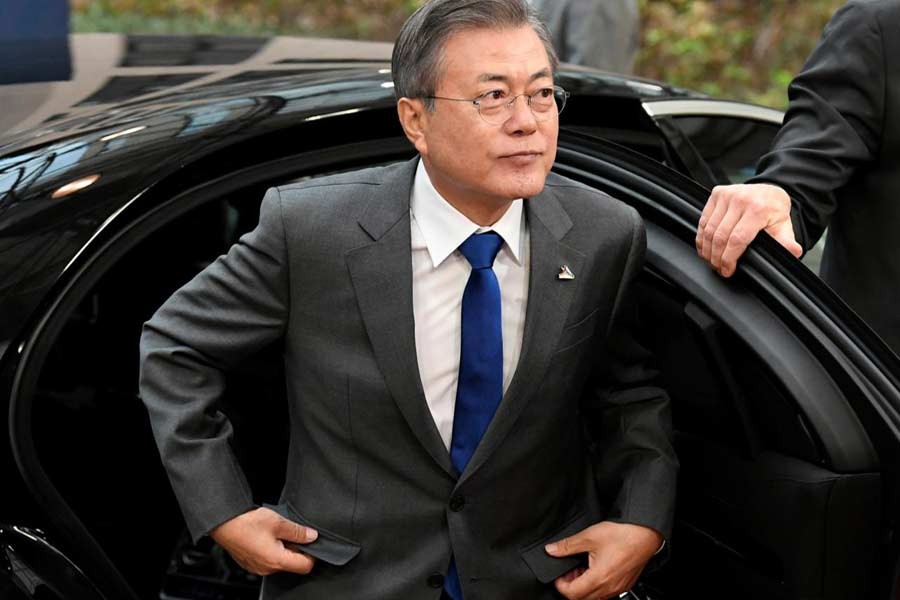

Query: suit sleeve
748,0,885,251
139,188,290,542
588,208,677,542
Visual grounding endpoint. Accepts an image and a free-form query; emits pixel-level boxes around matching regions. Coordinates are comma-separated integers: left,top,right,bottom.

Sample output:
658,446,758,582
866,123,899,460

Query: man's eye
484,90,507,102
537,87,554,99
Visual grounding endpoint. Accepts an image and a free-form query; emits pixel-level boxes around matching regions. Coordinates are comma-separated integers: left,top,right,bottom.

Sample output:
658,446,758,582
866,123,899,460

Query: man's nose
504,95,538,134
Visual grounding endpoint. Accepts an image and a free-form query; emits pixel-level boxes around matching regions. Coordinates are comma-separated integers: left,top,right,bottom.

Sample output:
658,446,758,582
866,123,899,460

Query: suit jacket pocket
521,512,593,583
520,510,592,584
263,502,362,566
555,306,602,355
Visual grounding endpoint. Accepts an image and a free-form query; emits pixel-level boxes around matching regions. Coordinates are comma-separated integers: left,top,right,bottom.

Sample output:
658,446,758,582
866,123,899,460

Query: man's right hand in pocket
210,506,319,575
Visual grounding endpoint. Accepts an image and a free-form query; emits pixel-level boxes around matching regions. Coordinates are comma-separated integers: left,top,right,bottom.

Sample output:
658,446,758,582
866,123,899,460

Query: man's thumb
275,517,319,544
545,533,586,557
769,219,803,258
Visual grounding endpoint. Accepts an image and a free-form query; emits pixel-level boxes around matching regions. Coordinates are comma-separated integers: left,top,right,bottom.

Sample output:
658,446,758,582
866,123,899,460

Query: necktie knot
459,231,503,269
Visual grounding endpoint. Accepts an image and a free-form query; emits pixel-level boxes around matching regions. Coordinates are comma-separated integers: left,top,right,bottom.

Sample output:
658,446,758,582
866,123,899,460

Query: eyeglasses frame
423,84,570,124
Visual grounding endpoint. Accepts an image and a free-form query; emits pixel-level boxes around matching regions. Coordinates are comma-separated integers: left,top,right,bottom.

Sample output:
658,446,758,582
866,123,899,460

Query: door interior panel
639,222,882,599
29,190,281,598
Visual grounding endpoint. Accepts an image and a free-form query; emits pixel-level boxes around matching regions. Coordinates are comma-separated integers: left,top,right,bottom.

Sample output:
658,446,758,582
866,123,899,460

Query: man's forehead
439,26,552,85
477,68,552,83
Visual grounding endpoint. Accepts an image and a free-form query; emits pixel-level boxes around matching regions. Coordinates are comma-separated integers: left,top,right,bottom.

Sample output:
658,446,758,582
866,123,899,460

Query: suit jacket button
449,494,466,512
427,573,445,588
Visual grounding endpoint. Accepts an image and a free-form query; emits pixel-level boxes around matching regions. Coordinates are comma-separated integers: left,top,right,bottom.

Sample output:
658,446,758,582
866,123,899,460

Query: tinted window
561,95,670,163
674,116,779,184
75,74,203,106
121,35,267,67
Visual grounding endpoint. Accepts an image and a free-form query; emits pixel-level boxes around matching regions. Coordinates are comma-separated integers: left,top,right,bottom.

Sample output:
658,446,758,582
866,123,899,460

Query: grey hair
392,0,559,110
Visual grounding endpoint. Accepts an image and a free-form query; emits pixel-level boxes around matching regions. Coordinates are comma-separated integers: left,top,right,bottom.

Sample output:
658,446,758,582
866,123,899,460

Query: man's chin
500,174,548,200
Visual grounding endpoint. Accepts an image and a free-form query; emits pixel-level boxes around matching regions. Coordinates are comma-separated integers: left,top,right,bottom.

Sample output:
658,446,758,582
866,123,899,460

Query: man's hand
209,507,318,576
545,521,662,600
696,183,802,277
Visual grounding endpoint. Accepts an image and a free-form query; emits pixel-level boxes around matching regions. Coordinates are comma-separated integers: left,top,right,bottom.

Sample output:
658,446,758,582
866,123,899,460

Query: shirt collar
410,159,524,268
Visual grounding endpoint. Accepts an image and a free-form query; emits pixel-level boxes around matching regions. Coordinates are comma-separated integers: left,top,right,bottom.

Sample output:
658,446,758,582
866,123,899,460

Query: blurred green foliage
638,0,844,107
71,0,426,38
71,0,845,108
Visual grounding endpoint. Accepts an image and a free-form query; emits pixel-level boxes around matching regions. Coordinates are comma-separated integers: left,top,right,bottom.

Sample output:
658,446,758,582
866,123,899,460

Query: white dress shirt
410,160,530,451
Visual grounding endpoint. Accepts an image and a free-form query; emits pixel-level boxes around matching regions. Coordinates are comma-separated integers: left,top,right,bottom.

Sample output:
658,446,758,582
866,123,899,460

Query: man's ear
397,97,429,155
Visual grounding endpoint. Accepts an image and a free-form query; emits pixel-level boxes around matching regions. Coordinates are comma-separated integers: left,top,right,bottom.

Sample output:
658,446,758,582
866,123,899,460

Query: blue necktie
445,231,504,600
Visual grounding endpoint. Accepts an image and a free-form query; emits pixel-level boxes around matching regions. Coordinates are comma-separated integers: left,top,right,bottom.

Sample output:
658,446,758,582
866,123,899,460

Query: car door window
671,115,779,185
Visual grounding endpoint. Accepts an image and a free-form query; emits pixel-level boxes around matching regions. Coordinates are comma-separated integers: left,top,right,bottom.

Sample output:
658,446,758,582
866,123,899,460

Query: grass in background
71,4,292,35
70,0,422,39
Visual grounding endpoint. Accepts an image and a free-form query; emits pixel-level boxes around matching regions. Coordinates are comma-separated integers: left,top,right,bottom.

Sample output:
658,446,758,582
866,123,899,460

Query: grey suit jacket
139,157,677,600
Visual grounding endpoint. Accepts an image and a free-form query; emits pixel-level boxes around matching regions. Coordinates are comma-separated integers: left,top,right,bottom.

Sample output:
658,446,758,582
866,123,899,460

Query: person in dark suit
696,0,900,354
139,1,677,598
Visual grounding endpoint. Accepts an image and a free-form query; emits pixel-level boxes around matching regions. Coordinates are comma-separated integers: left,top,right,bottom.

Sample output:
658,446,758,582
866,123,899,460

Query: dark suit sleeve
588,209,677,541
139,188,290,542
748,0,885,251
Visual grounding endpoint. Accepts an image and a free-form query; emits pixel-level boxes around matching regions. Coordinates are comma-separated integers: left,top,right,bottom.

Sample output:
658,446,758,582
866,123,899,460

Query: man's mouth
501,151,542,158
500,151,542,165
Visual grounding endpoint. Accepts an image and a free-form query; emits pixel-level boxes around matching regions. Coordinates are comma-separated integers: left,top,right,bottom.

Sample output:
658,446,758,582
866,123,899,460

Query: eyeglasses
425,85,570,125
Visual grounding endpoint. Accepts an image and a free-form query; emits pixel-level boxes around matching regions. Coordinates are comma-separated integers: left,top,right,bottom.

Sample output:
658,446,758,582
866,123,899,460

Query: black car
1,34,899,600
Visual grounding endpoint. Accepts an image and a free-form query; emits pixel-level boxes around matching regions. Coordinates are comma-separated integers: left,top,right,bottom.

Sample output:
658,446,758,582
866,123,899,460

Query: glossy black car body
2,35,900,600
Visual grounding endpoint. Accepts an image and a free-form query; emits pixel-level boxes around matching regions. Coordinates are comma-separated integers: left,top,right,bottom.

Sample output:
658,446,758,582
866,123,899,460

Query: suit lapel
458,186,585,487
345,158,455,477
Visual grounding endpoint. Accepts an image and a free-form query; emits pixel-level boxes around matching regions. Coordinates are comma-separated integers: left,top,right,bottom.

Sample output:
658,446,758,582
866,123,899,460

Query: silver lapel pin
558,265,575,280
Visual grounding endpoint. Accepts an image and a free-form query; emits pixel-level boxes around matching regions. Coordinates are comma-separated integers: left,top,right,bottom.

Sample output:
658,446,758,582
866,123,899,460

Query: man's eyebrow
476,68,553,83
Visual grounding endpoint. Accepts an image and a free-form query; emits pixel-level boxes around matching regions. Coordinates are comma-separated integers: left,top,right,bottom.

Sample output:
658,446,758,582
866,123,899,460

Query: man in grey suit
139,1,677,599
